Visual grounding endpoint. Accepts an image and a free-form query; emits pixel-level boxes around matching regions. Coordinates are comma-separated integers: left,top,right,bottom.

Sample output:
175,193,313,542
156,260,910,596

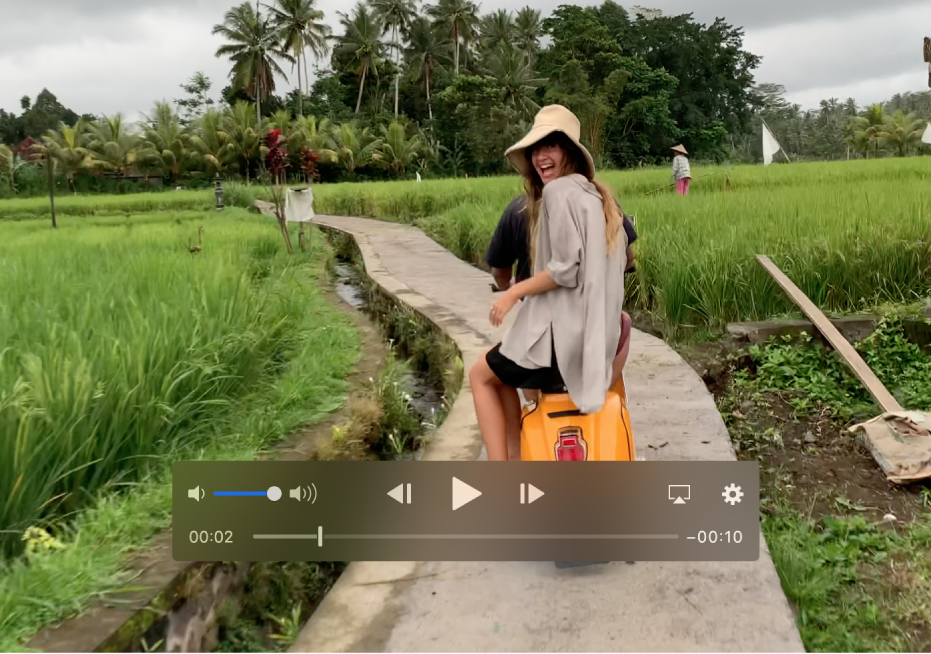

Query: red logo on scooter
555,428,588,461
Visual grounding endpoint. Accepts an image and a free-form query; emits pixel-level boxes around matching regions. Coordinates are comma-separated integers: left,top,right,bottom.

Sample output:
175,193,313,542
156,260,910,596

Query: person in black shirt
485,195,638,289
484,194,637,386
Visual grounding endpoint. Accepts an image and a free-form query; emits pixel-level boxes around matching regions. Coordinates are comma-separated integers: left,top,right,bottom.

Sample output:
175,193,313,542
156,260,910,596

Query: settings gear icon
722,484,744,505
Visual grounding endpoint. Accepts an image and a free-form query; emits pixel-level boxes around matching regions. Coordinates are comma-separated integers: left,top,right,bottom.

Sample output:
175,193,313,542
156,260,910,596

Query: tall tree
265,0,331,117
212,2,294,124
221,100,262,182
371,0,417,119
379,121,424,176
877,109,926,157
478,9,515,55
141,101,190,182
514,7,543,55
405,16,450,121
40,118,95,193
17,89,81,142
481,45,544,120
189,108,229,175
321,121,383,177
627,11,761,155
846,104,886,158
87,114,141,176
335,4,388,114
175,72,216,124
426,0,479,77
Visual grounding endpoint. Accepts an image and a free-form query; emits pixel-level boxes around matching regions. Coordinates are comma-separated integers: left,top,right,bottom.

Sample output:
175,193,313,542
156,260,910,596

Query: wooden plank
756,255,903,413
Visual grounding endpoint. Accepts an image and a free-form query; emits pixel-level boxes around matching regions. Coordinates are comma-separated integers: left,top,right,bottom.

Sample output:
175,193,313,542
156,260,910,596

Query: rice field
315,157,931,329
310,157,931,330
5,157,930,331
0,209,358,557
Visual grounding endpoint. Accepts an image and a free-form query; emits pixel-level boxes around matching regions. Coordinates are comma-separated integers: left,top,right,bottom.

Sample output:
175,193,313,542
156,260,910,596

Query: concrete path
292,216,803,653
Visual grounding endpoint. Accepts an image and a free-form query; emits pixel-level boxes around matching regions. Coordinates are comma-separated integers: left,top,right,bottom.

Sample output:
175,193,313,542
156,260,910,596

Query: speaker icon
188,486,205,502
288,484,318,503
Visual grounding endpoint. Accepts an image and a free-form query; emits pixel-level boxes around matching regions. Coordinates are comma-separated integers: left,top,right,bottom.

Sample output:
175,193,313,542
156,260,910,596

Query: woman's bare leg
469,350,513,461
499,385,522,460
611,311,632,386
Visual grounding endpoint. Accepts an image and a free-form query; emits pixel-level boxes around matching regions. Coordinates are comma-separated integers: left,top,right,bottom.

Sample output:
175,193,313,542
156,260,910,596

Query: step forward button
452,477,482,511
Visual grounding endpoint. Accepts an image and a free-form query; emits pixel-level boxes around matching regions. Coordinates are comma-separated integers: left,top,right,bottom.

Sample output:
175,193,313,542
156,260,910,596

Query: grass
310,157,931,333
0,210,360,650
764,506,931,652
716,319,931,651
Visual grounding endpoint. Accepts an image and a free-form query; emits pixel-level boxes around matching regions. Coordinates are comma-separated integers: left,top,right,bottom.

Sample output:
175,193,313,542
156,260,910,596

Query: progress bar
253,533,679,540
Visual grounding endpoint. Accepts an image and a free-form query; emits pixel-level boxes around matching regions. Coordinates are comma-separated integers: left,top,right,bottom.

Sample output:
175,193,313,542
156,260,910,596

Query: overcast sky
1,0,929,119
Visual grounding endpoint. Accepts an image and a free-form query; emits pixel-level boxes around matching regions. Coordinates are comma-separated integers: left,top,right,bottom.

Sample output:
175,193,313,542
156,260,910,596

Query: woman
468,105,628,461
671,144,690,195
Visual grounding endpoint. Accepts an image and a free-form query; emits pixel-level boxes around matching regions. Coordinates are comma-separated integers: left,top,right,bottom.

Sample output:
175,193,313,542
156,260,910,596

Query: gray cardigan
499,174,627,414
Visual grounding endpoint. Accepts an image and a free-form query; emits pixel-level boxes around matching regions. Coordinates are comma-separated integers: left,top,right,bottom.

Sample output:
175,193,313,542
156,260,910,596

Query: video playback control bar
172,461,759,562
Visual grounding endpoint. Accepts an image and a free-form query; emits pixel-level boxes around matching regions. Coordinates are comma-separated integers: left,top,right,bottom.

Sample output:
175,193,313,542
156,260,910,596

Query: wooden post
46,155,57,229
756,255,903,413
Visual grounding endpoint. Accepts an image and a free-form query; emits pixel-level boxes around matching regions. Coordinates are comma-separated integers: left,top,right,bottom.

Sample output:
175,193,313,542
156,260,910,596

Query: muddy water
332,260,446,429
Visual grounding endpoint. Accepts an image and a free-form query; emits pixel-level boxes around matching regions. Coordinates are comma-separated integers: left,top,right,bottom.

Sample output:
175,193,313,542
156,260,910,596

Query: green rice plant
0,190,213,220
313,157,931,331
0,209,357,556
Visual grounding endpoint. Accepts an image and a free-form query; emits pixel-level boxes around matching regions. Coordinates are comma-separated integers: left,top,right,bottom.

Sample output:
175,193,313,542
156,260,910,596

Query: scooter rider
484,193,637,391
470,104,628,462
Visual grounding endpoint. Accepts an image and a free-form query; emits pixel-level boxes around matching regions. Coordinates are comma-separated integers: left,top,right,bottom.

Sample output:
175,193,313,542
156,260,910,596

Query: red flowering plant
264,129,289,185
261,128,294,254
299,147,321,182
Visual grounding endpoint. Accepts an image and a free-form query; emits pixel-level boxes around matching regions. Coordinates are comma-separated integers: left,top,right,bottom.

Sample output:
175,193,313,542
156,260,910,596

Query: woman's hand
490,289,519,327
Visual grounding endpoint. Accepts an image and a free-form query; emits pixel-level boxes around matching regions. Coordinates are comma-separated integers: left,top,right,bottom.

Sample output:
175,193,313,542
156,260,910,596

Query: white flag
922,123,931,145
762,123,783,166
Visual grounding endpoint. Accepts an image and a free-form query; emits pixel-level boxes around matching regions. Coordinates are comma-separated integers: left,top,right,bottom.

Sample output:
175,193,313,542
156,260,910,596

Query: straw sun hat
505,105,596,180
670,144,688,155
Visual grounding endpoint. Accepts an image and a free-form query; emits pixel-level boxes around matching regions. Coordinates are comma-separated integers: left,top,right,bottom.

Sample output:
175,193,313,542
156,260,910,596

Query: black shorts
485,343,566,393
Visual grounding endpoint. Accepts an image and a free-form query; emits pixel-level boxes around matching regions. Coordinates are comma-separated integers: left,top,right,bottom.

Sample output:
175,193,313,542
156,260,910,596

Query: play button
452,477,482,511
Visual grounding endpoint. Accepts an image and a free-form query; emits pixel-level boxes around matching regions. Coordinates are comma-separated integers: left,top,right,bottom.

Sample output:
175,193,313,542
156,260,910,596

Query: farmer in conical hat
469,104,628,461
671,144,691,195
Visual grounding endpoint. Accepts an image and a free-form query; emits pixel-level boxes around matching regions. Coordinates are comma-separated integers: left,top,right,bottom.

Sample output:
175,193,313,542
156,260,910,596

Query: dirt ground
679,336,929,525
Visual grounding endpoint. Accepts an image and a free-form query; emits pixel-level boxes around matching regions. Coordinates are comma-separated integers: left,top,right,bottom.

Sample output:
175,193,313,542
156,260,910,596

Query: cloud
0,0,928,118
745,3,931,96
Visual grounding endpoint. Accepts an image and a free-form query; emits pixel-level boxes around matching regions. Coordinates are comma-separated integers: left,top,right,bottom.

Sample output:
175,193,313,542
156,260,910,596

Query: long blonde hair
523,133,622,267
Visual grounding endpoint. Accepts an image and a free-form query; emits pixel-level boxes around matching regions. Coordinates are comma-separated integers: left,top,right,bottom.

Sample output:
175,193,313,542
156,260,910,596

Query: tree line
0,0,929,196
732,85,930,162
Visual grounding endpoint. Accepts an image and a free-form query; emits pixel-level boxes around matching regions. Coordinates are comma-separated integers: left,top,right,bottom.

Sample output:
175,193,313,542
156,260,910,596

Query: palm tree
265,0,331,117
38,118,95,193
426,0,479,77
263,107,294,133
514,6,542,55
336,4,388,114
379,122,424,176
290,114,331,153
478,9,515,55
481,45,543,120
0,144,15,194
213,2,295,125
847,104,885,158
877,110,925,157
321,121,383,177
141,101,190,183
405,17,450,121
222,100,262,182
189,108,229,175
87,114,141,177
371,0,417,119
